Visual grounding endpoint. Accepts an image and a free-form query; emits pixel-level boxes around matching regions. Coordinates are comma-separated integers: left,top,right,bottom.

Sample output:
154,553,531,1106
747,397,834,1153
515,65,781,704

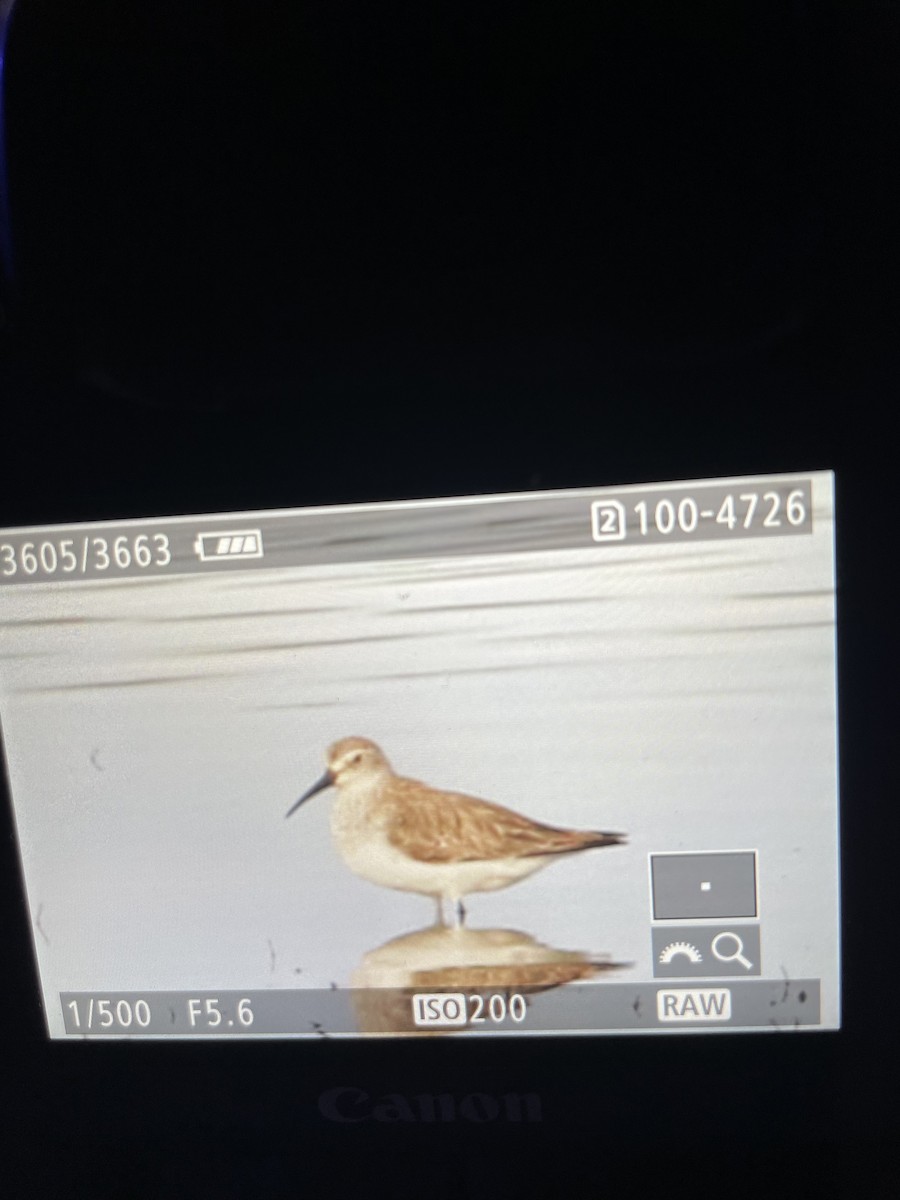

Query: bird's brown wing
384,776,624,863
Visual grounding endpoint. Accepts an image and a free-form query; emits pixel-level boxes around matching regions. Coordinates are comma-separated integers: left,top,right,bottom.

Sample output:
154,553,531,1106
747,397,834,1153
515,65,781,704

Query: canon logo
318,1087,542,1124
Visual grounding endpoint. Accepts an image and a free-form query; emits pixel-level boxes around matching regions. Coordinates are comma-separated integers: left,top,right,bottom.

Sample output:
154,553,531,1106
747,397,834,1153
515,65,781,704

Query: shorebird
286,737,625,928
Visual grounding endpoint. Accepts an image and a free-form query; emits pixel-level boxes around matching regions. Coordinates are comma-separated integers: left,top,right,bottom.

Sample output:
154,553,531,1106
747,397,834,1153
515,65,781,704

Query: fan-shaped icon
658,941,703,964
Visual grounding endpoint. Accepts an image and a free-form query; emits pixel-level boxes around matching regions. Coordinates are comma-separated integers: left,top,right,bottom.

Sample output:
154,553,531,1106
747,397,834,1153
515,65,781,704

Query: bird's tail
521,826,627,857
585,831,627,849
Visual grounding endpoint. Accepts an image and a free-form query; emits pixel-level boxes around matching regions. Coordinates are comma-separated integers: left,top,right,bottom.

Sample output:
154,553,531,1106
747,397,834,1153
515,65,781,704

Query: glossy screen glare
0,472,839,1038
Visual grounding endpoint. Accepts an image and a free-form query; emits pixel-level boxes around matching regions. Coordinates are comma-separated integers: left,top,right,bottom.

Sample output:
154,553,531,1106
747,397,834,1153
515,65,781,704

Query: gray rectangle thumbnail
651,852,758,920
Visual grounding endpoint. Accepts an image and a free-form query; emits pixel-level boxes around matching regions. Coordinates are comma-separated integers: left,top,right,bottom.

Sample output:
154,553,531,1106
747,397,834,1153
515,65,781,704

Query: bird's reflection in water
351,925,628,1034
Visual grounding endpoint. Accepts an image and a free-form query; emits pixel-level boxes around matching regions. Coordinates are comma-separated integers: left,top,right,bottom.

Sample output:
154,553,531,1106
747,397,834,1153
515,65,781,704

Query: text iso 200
0,533,172,577
412,993,527,1027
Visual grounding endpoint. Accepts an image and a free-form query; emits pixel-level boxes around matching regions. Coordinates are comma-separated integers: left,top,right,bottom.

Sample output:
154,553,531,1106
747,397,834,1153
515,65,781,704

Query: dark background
0,2,895,1196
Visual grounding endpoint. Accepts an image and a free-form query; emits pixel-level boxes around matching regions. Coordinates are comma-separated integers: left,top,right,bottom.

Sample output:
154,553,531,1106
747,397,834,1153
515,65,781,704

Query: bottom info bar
59,981,820,1035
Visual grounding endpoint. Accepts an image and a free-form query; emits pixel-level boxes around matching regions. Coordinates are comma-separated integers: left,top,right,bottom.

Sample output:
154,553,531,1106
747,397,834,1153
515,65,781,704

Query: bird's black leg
455,900,466,928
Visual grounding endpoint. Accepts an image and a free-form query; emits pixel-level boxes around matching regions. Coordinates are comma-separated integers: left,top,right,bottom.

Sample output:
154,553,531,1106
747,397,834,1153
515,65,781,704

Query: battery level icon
194,530,264,562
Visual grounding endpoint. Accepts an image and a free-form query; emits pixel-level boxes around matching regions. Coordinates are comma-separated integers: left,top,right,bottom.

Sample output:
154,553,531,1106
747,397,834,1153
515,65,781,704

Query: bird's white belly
335,821,552,900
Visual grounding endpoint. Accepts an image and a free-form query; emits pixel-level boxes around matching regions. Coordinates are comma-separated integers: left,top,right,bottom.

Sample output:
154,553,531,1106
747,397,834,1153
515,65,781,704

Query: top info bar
0,476,817,585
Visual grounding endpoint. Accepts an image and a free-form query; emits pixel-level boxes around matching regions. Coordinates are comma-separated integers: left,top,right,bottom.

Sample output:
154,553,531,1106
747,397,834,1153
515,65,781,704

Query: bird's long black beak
285,770,333,818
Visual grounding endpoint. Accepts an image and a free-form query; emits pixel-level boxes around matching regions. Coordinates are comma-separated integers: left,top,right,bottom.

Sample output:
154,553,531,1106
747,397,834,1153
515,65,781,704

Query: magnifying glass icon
711,931,754,971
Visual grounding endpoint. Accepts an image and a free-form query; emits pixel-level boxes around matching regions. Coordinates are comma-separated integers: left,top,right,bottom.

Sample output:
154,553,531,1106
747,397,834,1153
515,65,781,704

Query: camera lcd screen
0,472,839,1038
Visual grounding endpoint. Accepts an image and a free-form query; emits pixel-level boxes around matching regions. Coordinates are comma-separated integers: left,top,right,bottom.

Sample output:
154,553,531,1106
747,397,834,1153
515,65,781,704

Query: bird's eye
350,753,362,764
